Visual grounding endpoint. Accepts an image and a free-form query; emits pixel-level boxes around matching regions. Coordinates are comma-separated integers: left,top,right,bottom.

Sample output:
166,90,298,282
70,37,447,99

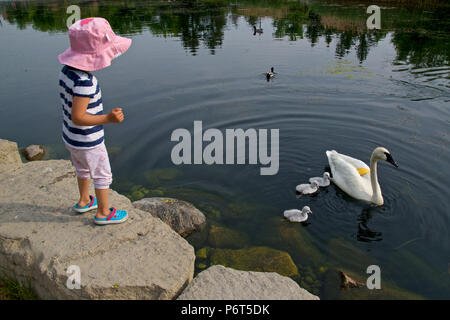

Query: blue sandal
73,195,97,213
94,208,128,225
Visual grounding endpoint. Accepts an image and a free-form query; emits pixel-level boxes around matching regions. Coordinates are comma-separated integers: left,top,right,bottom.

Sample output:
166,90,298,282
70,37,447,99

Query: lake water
1,0,449,299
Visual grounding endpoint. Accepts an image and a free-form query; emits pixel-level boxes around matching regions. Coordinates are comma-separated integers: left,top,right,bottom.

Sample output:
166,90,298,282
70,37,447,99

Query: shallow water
1,0,449,299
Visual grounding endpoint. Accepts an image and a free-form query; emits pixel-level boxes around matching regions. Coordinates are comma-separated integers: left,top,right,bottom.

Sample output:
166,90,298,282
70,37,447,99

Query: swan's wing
296,183,310,193
333,151,371,185
309,177,321,183
326,150,372,200
288,213,307,222
329,150,369,170
284,209,300,218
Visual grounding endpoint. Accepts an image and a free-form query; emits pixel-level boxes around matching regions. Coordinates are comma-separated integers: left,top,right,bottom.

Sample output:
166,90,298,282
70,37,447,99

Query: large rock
133,197,206,237
0,158,195,299
177,265,319,300
0,139,22,166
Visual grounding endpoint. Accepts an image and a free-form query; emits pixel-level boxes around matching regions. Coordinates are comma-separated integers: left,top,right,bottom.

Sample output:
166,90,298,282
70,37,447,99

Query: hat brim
58,35,132,72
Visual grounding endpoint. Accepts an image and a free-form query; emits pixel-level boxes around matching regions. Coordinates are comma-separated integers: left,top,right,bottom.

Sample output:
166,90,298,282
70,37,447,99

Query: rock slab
133,197,206,237
0,143,195,299
177,265,319,300
0,139,22,166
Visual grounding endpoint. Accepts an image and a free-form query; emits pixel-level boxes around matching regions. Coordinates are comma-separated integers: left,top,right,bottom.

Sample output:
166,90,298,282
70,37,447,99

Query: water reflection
356,207,383,242
1,0,449,69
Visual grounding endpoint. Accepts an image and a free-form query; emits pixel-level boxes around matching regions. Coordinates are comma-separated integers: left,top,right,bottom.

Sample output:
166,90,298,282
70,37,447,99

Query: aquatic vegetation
267,218,326,266
327,238,377,273
124,185,165,201
297,265,327,296
197,246,299,278
197,204,222,221
207,224,249,249
321,268,424,300
385,249,450,298
144,167,183,187
323,59,373,80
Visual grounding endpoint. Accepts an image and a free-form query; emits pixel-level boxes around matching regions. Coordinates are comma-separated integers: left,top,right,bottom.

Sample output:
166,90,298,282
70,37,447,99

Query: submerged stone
340,271,365,289
327,238,377,273
207,224,249,249
267,218,325,266
206,246,299,278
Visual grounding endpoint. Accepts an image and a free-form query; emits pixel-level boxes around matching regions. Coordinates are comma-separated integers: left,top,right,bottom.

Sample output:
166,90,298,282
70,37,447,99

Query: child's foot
73,195,97,213
94,208,128,225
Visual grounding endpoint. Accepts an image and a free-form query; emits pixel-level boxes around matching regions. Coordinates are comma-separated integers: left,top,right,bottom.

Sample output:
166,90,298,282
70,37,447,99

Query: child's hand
107,108,124,123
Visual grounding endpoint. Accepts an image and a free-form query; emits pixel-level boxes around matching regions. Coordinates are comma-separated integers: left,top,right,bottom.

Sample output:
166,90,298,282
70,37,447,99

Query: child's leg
66,144,93,206
94,188,110,218
90,143,113,219
77,177,91,207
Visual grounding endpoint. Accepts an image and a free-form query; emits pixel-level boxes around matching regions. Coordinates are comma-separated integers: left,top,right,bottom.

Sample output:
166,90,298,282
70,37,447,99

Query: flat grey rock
177,265,320,300
0,154,195,299
133,197,206,237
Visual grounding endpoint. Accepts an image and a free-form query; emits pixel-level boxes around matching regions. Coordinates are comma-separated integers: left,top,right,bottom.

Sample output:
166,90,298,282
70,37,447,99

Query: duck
253,25,263,35
295,181,319,195
309,172,331,187
326,147,398,206
283,206,312,222
266,67,275,80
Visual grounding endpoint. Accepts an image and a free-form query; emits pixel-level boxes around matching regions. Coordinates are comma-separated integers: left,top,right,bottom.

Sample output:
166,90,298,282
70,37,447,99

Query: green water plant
207,224,249,249
197,246,299,278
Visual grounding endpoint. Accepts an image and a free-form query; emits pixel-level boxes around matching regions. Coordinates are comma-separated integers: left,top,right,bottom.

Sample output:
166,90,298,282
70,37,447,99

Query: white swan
284,206,312,222
309,172,331,187
326,147,398,205
295,181,319,195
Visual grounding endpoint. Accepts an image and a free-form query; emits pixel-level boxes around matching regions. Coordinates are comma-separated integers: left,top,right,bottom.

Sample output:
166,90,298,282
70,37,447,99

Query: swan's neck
369,156,383,205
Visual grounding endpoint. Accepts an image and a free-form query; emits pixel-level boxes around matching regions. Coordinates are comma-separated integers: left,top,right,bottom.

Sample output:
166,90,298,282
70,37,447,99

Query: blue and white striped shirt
59,65,104,149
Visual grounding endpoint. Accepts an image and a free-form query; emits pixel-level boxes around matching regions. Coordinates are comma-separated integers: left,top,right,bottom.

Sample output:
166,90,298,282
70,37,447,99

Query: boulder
0,159,195,299
177,265,319,300
133,197,206,237
0,139,22,166
23,145,45,161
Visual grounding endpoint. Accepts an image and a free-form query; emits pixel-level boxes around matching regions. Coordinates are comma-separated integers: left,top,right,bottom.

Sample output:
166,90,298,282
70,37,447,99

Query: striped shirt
59,65,104,149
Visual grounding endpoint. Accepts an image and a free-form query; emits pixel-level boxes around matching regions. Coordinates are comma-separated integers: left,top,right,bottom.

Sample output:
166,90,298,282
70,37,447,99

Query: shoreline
0,138,319,300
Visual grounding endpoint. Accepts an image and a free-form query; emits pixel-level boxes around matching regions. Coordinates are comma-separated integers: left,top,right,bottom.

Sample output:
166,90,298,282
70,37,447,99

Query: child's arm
71,96,124,126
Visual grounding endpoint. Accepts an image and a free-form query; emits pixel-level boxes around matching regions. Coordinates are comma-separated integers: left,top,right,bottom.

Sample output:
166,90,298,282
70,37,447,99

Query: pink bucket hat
58,17,132,71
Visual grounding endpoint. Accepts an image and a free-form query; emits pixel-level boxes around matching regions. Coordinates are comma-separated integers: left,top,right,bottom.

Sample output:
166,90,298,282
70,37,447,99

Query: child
58,17,132,225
